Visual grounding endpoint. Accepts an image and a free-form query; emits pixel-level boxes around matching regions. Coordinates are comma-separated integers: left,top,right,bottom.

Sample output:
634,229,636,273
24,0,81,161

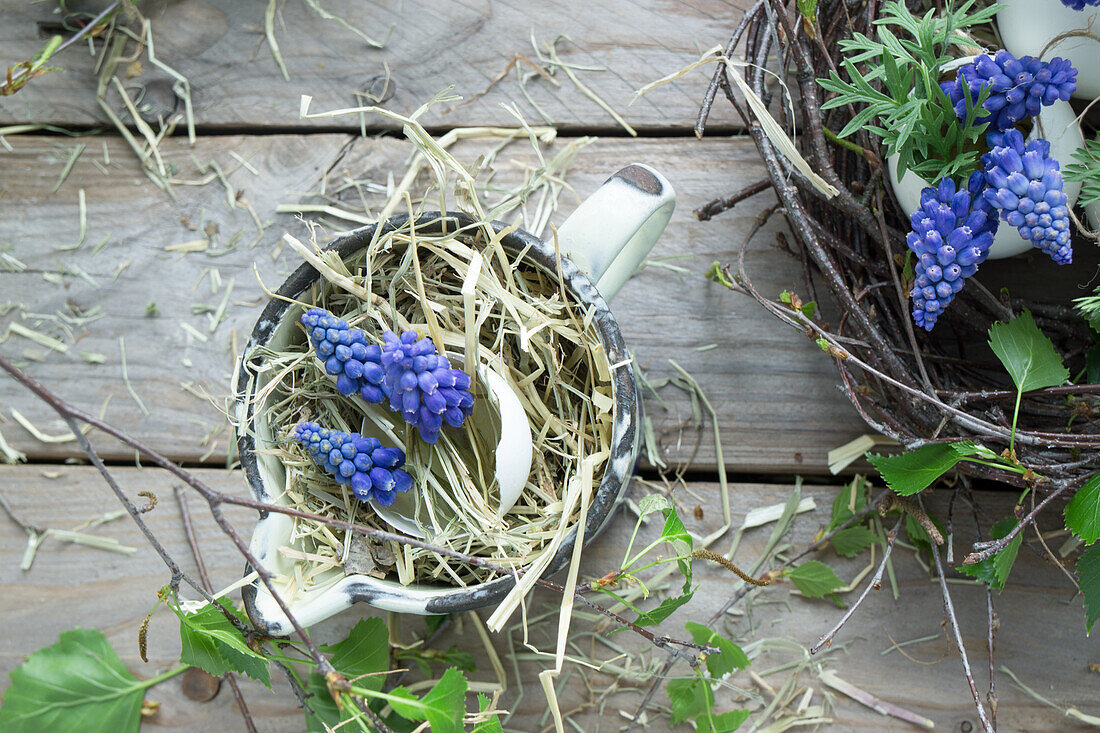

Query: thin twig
923,496,994,733
964,483,1074,564
987,589,998,730
693,179,771,220
810,516,903,654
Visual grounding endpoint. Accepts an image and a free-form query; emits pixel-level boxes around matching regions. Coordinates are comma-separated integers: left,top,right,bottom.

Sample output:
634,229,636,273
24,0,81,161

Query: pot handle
550,164,675,301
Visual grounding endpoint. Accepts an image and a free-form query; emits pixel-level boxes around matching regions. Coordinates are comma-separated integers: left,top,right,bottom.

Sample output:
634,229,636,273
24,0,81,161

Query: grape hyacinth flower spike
293,422,413,506
907,175,997,331
983,129,1072,265
1060,0,1100,10
301,308,387,404
381,330,474,445
942,50,1077,132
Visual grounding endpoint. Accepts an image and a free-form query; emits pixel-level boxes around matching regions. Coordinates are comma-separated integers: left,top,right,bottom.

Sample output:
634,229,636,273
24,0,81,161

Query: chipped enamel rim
235,212,640,634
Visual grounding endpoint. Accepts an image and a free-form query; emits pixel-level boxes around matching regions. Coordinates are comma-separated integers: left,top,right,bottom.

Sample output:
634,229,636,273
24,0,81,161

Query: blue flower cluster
381,330,474,445
907,176,998,331
301,309,387,404
292,422,412,505
983,129,1073,264
1061,0,1100,9
942,51,1077,132
301,308,477,447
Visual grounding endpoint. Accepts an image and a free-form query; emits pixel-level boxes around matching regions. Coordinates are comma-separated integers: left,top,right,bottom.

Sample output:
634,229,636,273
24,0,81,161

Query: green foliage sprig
817,0,998,181
1064,134,1100,208
865,311,1100,632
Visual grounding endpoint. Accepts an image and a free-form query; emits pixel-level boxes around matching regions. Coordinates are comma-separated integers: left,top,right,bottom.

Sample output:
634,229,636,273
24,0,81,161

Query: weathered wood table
1,2,1096,731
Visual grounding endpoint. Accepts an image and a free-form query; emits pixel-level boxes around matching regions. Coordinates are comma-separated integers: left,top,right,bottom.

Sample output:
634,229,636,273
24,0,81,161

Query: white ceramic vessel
236,165,676,633
998,0,1100,101
888,97,1083,259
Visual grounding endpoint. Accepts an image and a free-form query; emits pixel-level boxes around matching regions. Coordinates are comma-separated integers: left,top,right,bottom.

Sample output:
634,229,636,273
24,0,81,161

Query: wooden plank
0,132,867,472
0,0,751,132
1,466,1095,730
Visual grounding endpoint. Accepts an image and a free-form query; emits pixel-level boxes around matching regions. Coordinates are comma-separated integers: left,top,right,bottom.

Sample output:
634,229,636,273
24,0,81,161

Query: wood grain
0,132,867,472
1,466,1096,731
0,0,752,133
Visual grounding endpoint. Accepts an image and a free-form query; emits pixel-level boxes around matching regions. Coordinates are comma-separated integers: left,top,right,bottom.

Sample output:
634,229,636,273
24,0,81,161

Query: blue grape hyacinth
293,422,412,505
1061,0,1100,9
907,175,998,331
301,308,387,404
982,129,1072,264
942,51,1077,132
381,330,474,445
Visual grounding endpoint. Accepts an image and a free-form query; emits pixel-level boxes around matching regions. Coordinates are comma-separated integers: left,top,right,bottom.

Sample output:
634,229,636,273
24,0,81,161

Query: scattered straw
303,0,393,48
52,143,85,193
10,408,83,443
264,0,290,81
1001,665,1100,727
8,323,67,353
819,669,933,729
0,429,27,464
118,336,149,416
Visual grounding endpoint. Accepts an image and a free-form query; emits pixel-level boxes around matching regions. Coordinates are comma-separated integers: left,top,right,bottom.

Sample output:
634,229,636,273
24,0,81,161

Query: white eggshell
366,361,533,538
998,0,1100,101
888,97,1083,260
478,364,533,521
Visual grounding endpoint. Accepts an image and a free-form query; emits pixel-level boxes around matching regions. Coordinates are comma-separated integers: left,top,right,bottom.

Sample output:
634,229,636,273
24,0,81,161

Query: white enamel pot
235,165,675,634
888,90,1084,259
998,0,1100,101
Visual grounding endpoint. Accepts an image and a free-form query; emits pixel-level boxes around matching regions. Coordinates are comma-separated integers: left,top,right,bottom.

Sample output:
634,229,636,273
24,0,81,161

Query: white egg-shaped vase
1087,200,1100,233
998,0,1100,101
888,98,1083,259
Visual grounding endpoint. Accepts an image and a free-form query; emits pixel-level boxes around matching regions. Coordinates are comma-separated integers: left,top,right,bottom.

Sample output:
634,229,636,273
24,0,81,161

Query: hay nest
247,218,614,595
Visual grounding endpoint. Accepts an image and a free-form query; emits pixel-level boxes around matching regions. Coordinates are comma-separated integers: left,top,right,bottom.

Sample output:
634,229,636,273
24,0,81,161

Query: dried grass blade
8,323,67,353
264,0,290,81
722,58,838,198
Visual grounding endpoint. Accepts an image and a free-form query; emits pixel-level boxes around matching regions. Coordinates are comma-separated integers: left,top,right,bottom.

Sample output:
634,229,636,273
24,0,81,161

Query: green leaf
637,493,672,518
0,628,166,733
424,614,450,634
660,505,694,590
173,599,270,687
697,709,753,733
388,667,467,733
789,560,843,598
1065,474,1100,545
1085,345,1100,385
684,622,751,677
1065,135,1100,207
827,478,868,532
304,617,389,732
958,518,1022,591
1077,544,1100,634
667,676,714,726
472,693,504,733
631,591,695,627
660,506,693,558
869,441,979,496
830,526,881,558
988,310,1069,393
